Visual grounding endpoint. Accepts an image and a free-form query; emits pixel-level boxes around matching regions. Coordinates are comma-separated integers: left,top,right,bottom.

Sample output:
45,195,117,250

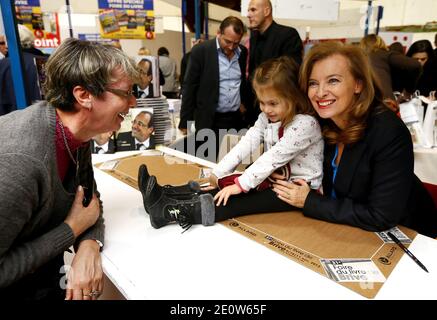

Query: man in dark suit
178,16,248,161
0,25,46,115
117,111,155,151
91,131,116,154
180,38,204,92
133,58,154,99
246,0,303,125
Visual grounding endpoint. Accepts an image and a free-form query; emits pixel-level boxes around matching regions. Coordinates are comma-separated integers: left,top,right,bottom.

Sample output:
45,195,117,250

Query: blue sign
14,0,40,6
98,0,153,10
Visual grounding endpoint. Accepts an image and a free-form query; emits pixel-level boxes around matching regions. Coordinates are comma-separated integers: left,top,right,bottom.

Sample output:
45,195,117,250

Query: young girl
139,56,324,230
210,56,324,206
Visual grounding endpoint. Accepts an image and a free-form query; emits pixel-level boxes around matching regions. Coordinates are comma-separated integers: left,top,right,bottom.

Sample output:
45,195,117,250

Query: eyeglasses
132,119,148,128
106,87,134,98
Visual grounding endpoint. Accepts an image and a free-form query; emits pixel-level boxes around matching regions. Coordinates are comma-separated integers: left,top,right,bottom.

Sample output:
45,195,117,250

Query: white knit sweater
213,113,324,191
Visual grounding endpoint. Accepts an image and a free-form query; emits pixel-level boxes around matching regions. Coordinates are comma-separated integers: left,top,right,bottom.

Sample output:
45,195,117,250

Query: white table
92,151,437,300
414,147,437,184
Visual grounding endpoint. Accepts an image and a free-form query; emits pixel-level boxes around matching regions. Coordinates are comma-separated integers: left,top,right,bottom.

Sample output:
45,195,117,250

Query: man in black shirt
245,0,303,125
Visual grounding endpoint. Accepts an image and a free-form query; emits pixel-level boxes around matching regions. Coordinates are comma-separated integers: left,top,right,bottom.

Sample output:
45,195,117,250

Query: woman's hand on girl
272,179,310,208
214,184,242,206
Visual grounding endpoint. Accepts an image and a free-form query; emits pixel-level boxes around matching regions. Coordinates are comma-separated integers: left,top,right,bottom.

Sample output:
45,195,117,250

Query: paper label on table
376,227,412,244
99,160,119,171
199,168,213,179
321,259,386,283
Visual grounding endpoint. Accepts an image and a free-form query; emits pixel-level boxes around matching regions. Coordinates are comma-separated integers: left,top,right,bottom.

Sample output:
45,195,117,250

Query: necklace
59,119,78,167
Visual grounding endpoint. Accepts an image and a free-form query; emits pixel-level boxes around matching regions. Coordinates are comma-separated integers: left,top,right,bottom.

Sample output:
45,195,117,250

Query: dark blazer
116,131,155,151
91,139,116,154
0,52,45,116
303,109,437,238
246,21,303,125
132,84,154,99
179,38,248,131
369,49,421,99
248,21,303,75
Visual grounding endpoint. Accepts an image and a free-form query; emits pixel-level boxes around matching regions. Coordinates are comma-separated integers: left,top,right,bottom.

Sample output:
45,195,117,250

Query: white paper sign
376,227,412,244
321,259,386,283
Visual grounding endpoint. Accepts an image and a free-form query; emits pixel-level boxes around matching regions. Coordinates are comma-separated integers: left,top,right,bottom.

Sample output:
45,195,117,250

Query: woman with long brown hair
273,41,437,238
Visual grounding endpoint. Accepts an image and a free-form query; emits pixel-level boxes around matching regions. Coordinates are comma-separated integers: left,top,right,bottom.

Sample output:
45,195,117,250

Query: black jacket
303,109,437,238
368,49,421,99
116,131,155,151
91,139,116,154
132,84,154,99
179,39,248,131
248,21,303,75
0,51,46,115
246,21,303,124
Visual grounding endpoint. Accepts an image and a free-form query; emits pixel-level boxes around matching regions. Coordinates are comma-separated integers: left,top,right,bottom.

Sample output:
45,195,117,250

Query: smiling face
91,69,136,133
131,112,154,142
307,54,362,129
257,86,289,123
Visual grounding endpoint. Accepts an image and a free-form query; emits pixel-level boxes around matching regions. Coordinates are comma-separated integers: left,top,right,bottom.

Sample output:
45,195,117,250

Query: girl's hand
272,179,310,208
214,184,242,206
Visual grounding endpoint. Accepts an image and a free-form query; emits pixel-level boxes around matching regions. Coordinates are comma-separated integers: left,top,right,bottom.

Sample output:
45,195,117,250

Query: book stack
136,97,172,146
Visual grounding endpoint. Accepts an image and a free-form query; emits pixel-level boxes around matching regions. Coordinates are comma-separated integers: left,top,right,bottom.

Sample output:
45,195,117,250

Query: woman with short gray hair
0,38,138,300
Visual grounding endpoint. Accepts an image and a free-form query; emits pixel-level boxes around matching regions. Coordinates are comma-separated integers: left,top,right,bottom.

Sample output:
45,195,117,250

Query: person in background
359,34,421,105
178,16,248,161
406,39,437,97
138,46,151,55
133,58,155,98
0,38,138,299
137,56,323,231
272,41,437,238
245,0,303,125
180,39,204,92
91,131,116,154
158,47,179,99
0,35,7,59
0,24,46,115
388,41,404,54
116,111,155,151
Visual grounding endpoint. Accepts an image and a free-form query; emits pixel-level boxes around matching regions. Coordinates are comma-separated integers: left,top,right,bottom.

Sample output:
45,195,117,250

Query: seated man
133,58,155,98
116,111,155,151
91,131,116,154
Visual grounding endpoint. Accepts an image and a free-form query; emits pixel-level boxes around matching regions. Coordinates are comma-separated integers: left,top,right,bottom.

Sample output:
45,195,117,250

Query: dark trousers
0,254,65,301
208,188,295,222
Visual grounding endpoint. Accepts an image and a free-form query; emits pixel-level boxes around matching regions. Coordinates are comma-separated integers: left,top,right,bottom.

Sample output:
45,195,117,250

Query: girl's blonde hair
299,41,386,145
252,56,313,127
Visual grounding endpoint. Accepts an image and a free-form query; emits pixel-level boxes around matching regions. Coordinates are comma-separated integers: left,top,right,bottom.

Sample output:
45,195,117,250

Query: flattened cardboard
96,153,206,189
221,213,416,299
96,153,417,299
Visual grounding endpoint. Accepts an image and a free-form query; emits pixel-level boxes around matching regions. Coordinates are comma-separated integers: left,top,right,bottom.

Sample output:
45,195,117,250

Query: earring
85,101,92,109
